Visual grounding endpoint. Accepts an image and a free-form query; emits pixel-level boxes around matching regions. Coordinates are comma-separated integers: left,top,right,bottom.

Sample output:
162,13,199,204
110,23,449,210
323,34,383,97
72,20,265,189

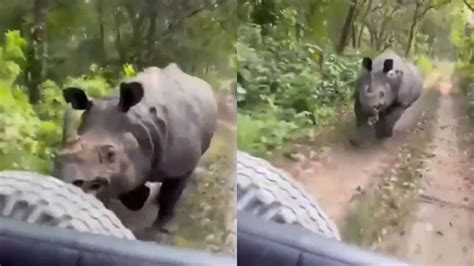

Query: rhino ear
383,59,394,73
362,57,372,72
63,87,92,110
118,82,144,113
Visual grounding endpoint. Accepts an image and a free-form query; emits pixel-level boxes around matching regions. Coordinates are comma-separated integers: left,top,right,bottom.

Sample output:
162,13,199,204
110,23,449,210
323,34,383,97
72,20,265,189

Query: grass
164,120,236,255
268,107,355,165
455,82,474,222
342,89,439,252
343,136,427,248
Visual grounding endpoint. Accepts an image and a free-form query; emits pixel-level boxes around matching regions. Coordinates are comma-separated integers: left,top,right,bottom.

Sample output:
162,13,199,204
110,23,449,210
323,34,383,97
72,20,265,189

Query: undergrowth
0,30,135,174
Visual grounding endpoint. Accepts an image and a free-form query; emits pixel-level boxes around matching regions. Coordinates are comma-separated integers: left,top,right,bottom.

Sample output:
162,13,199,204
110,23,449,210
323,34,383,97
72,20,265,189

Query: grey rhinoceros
354,50,423,139
52,63,218,233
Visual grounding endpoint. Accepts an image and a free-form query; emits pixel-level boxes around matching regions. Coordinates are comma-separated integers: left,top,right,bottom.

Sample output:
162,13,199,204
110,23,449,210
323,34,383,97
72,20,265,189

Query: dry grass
165,119,236,255
342,89,439,253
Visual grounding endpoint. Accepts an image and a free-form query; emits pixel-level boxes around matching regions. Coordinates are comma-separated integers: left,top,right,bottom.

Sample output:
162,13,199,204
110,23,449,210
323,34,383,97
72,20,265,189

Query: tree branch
158,5,209,39
378,2,404,40
369,3,384,13
464,0,474,11
417,0,452,19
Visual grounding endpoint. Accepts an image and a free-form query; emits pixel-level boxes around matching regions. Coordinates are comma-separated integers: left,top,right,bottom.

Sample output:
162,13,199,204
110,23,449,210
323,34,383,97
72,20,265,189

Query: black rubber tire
0,170,135,240
237,151,341,240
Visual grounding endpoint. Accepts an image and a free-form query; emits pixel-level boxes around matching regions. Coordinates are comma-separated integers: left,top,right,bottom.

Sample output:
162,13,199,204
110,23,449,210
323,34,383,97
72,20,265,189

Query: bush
0,31,55,173
0,30,137,174
236,17,360,155
455,62,474,123
415,54,434,76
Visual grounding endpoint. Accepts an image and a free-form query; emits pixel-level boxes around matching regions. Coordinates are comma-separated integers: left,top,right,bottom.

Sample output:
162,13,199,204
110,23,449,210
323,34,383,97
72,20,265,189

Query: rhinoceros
52,64,218,232
354,50,423,139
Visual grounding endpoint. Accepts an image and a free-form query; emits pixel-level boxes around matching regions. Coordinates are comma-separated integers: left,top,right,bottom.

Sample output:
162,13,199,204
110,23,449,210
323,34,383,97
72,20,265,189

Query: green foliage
122,63,137,78
0,31,54,173
63,64,114,99
415,54,434,76
236,0,474,156
237,8,360,155
0,31,117,174
237,112,305,157
0,30,27,84
455,63,474,123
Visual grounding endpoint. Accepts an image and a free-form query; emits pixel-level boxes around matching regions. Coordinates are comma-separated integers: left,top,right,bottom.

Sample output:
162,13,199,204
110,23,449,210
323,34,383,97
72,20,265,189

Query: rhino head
356,57,403,125
53,82,150,204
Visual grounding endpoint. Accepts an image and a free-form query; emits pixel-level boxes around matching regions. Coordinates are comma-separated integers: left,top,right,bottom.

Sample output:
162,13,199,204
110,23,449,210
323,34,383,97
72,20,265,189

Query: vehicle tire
0,170,135,240
237,151,341,240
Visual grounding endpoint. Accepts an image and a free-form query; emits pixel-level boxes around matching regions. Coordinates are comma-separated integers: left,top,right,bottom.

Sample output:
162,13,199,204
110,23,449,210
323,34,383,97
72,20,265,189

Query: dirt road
279,70,474,264
404,82,474,265
282,81,436,227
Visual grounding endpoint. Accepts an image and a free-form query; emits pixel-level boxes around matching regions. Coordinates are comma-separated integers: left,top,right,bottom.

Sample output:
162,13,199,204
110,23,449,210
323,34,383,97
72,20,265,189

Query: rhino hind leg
152,171,193,232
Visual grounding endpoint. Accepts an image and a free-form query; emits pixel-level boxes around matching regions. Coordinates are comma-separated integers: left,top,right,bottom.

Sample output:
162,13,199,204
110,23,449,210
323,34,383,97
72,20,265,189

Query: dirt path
284,83,435,227
404,82,474,265
282,71,474,264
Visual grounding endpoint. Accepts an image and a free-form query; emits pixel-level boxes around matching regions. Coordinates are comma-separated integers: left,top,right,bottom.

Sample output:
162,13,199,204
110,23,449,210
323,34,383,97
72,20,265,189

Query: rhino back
373,50,423,107
126,65,218,178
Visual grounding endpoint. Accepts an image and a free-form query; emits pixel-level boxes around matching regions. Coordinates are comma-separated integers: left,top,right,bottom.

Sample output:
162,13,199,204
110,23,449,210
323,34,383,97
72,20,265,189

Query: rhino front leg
375,117,389,139
354,98,367,127
375,106,405,139
384,106,405,136
152,171,192,232
350,98,372,146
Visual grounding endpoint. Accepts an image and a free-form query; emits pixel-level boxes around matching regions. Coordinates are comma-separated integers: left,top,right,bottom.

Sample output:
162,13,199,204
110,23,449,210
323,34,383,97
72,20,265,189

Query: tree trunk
355,0,372,48
357,24,364,48
336,0,358,54
143,0,158,66
27,0,49,104
146,0,158,47
96,0,106,65
113,10,126,64
369,30,375,47
469,44,474,64
352,24,357,48
405,4,419,57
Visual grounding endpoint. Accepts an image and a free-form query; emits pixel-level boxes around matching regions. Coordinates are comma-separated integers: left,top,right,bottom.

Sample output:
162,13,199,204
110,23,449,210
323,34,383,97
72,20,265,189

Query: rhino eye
379,91,384,98
100,145,116,163
106,150,115,163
